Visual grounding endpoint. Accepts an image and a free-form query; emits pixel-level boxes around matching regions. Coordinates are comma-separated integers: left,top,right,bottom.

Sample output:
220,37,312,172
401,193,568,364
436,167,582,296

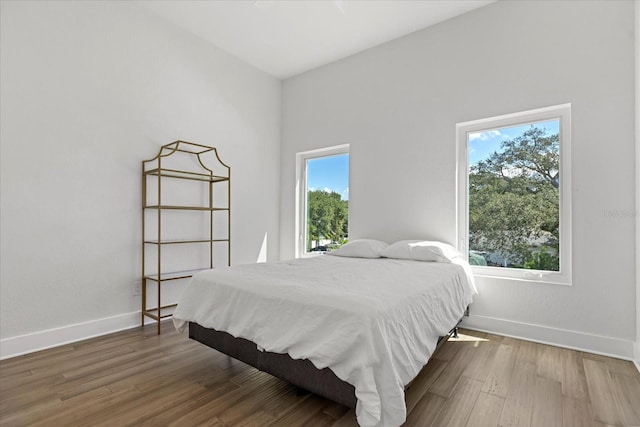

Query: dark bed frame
188,311,466,408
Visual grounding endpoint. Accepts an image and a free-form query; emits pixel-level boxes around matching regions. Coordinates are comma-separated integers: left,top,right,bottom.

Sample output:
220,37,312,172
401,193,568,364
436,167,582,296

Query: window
296,145,349,257
456,104,571,284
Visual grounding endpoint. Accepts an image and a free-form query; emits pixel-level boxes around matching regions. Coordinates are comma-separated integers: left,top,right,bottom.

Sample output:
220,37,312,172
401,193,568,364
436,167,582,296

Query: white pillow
381,240,462,262
327,239,388,258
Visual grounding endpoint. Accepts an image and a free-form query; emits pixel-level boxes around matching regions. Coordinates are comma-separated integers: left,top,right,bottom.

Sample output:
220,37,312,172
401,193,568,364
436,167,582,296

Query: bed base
188,315,465,409
189,322,357,407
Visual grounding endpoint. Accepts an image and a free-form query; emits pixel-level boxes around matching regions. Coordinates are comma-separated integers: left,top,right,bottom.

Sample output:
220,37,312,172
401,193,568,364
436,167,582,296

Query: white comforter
173,255,476,427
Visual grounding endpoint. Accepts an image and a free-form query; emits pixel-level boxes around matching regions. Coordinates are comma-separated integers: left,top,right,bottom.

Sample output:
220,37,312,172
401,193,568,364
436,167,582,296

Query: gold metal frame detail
142,140,231,334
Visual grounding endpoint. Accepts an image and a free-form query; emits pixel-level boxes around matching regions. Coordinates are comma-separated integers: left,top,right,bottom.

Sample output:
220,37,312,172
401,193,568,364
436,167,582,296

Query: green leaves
469,125,560,270
307,190,348,250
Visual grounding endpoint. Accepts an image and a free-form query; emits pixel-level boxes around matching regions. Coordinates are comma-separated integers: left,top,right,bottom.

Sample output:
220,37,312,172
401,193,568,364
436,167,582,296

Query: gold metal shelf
144,168,230,183
143,304,178,321
144,268,210,282
144,205,229,211
142,140,230,335
144,239,230,245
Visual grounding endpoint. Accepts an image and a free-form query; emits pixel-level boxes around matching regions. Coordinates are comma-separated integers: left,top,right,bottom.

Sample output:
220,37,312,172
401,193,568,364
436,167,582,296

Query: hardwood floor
1,322,639,426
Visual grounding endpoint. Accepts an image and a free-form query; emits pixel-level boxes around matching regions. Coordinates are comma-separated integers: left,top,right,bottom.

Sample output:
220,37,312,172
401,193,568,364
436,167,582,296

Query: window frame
295,144,350,258
456,104,572,285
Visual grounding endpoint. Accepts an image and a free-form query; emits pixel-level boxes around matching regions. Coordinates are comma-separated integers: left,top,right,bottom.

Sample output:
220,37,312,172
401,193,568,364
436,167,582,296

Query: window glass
468,120,560,271
305,153,349,253
457,104,571,284
296,145,349,256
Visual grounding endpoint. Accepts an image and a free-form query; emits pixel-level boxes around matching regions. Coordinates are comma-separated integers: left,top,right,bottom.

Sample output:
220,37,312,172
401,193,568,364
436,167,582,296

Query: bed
173,239,477,427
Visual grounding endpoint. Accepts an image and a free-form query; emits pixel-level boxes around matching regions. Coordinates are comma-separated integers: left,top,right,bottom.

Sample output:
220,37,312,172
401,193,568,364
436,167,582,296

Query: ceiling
137,0,495,79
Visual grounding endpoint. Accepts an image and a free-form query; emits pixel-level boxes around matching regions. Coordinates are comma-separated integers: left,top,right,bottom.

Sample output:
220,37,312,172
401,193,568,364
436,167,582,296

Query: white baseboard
2,310,637,372
462,314,635,361
0,311,142,360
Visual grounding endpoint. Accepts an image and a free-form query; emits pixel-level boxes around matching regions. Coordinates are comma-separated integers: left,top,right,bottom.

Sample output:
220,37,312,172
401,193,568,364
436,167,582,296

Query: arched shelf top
143,140,230,182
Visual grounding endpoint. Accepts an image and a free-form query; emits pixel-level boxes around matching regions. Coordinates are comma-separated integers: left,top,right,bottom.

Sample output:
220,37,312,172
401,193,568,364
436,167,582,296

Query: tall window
296,145,349,256
457,104,571,284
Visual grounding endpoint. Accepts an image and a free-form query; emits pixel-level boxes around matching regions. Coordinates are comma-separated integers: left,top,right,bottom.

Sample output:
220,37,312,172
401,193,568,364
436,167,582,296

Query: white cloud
469,130,502,142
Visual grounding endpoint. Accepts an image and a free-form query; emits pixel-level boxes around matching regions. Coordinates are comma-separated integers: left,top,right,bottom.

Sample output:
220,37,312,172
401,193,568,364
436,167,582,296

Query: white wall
281,1,636,358
0,1,281,357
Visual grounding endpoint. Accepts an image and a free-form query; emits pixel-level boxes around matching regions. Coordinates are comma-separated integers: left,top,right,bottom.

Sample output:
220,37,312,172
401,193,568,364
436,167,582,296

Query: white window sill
472,268,572,286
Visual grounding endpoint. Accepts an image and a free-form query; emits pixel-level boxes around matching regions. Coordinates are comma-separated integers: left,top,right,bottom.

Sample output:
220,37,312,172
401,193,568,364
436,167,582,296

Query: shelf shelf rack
142,140,230,334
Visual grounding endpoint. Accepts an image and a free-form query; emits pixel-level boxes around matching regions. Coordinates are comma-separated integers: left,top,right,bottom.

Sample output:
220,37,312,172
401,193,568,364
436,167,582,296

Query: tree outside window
458,104,571,285
468,122,560,271
298,147,349,255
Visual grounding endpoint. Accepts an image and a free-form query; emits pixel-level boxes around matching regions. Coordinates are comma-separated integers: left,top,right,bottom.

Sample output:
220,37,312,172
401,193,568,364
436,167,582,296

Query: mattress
173,255,476,427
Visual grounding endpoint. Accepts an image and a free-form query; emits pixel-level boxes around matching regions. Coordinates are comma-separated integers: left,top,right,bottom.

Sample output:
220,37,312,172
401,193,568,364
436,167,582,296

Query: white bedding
173,255,476,427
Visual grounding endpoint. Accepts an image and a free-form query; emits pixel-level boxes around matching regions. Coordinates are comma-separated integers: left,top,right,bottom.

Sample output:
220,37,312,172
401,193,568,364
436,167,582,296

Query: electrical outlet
133,281,142,296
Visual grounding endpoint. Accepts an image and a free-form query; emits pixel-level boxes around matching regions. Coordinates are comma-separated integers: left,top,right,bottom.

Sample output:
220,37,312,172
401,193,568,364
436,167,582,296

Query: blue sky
307,153,349,200
468,119,559,166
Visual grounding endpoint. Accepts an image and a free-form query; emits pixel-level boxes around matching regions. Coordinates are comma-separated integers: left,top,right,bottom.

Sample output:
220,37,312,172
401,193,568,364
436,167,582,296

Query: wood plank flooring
1,322,639,426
